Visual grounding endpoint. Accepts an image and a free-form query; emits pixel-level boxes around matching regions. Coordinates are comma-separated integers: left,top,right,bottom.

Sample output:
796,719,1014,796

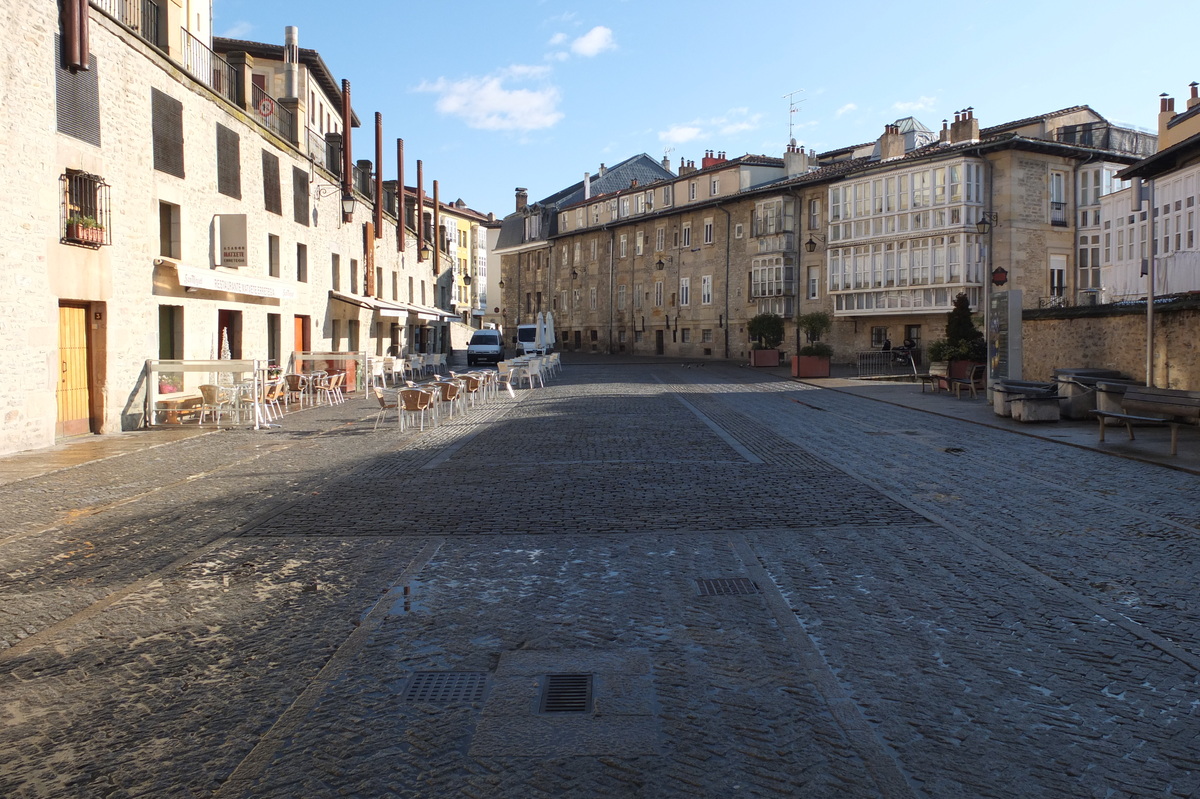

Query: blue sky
213,0,1199,219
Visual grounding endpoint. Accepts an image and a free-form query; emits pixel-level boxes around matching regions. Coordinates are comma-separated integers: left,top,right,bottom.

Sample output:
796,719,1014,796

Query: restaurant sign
172,262,297,300
214,214,248,267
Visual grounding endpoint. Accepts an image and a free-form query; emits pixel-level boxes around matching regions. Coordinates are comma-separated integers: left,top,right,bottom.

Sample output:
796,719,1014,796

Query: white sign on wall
214,214,248,267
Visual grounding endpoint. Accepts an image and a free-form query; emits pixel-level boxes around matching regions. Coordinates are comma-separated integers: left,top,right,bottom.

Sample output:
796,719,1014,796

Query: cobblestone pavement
2,363,1200,798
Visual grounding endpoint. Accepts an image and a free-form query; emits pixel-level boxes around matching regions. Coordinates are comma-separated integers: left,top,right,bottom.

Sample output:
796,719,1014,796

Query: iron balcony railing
252,84,294,142
91,0,162,48
1051,201,1068,227
180,28,236,105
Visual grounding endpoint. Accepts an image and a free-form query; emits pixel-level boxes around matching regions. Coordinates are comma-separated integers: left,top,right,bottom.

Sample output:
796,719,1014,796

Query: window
656,227,665,252
617,284,627,311
663,185,673,206
679,277,690,306
589,287,597,310
751,257,794,298
159,202,180,258
620,234,628,258
689,182,697,201
268,235,280,278
621,197,630,217
292,166,309,226
61,169,110,247
634,282,643,309
701,275,713,305
702,329,713,343
710,176,720,196
809,199,820,230
681,328,691,343
331,253,340,290
871,327,888,348
296,243,307,283
1051,254,1066,297
654,280,664,307
216,124,241,198
55,35,100,146
682,223,692,247
1050,171,1067,226
351,258,359,294
267,313,281,366
262,151,282,215
807,266,820,299
734,223,744,239
151,88,184,177
636,231,644,256
703,218,714,245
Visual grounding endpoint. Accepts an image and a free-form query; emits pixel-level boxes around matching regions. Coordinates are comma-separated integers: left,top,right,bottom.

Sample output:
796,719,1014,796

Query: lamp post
977,211,1000,393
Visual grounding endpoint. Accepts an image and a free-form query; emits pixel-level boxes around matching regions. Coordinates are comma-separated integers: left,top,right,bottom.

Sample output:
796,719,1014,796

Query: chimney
630,179,638,189
784,139,810,177
662,153,671,171
939,119,950,144
1159,93,1177,140
583,172,591,200
701,150,727,168
598,163,607,176
283,26,299,98
879,123,904,161
515,187,528,212
950,108,980,143
1189,82,1200,110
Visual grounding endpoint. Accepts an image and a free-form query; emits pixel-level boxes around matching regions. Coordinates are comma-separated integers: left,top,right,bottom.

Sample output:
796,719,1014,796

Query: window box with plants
66,215,105,246
747,312,784,367
793,311,833,378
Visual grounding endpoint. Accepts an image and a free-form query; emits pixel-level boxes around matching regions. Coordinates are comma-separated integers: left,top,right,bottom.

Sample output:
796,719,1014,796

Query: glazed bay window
751,256,794,298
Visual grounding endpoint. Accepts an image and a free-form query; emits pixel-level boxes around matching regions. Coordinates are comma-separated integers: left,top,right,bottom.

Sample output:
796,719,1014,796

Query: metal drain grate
696,577,759,596
403,671,488,703
539,673,593,714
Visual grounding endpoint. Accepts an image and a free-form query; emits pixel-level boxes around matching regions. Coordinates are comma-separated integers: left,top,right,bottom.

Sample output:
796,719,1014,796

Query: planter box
749,349,780,367
792,355,830,378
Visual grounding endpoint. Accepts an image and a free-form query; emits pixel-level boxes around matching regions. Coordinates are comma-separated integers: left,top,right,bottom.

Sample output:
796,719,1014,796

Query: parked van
516,324,549,355
466,329,504,366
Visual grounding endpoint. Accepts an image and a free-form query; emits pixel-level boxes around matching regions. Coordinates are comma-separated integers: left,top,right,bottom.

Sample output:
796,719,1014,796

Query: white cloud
571,26,616,57
893,96,937,113
417,66,563,132
548,32,568,46
220,20,253,39
836,103,857,117
659,125,703,144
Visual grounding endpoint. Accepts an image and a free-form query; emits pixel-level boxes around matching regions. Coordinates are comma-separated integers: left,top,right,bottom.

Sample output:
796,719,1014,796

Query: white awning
159,259,297,300
327,290,452,321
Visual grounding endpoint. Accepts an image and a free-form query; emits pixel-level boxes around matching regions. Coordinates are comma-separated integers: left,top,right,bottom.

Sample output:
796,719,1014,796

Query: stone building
2,1,470,455
496,107,1154,366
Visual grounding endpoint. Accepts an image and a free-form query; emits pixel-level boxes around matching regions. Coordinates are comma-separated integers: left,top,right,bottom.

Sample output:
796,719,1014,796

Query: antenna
783,89,805,141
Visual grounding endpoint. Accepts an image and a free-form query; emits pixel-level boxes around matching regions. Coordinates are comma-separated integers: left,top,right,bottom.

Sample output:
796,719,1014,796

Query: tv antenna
784,89,805,141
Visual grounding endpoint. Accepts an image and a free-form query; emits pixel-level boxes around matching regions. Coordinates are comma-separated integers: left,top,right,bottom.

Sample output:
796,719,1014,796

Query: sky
212,0,1199,220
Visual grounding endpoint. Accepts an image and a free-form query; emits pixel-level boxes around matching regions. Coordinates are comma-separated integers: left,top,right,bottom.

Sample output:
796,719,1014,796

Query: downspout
609,230,616,354
374,113,383,237
396,138,405,251
1147,178,1157,387
715,204,732,359
340,80,352,222
416,160,425,262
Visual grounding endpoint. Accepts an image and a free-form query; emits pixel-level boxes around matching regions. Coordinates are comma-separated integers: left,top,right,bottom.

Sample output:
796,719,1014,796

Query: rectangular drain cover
539,673,593,714
404,671,488,703
696,577,758,596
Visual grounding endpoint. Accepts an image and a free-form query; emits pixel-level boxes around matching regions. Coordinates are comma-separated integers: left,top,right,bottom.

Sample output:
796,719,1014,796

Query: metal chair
371,387,398,430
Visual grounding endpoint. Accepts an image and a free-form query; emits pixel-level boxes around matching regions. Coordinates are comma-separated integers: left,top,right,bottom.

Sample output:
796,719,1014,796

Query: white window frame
701,275,713,305
679,277,691,306
654,280,664,307
703,218,714,245
682,223,692,247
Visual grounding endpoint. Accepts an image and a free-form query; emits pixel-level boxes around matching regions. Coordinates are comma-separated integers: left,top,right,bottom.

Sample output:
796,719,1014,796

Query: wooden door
57,304,92,437
655,329,665,355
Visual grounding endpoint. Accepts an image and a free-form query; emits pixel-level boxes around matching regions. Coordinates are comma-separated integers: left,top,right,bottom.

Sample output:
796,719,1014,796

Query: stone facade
0,3,476,456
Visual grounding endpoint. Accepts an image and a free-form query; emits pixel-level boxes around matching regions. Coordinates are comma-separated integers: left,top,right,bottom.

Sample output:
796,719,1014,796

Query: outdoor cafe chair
282,374,308,408
371,387,398,431
389,357,410,385
370,359,387,388
398,387,432,431
198,384,234,425
262,378,286,420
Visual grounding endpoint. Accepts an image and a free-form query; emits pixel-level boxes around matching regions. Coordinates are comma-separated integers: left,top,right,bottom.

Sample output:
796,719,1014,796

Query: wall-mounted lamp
462,274,472,285
655,255,673,270
313,184,357,222
804,233,827,253
420,242,432,260
975,212,999,235
498,278,505,289
571,268,579,279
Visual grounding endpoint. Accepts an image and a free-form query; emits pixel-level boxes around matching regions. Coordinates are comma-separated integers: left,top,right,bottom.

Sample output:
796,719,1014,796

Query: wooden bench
949,364,986,399
916,361,949,393
1089,386,1200,456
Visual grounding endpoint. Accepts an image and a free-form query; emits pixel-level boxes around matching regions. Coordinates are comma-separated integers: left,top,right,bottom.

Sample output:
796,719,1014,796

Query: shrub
796,311,832,344
798,342,833,358
747,313,785,350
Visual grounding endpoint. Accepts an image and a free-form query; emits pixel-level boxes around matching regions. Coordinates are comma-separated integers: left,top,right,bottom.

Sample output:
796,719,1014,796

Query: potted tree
747,312,784,367
793,311,833,378
929,293,986,384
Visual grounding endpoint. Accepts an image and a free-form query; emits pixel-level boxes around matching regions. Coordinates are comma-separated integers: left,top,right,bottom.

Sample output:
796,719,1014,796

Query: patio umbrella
545,311,555,352
535,311,546,352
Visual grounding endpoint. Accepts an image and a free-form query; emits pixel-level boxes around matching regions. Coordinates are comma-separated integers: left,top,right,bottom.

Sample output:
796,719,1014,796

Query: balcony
91,0,163,48
1051,202,1068,227
180,28,236,106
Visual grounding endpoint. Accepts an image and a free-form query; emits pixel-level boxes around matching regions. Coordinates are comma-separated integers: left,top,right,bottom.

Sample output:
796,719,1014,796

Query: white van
516,324,549,355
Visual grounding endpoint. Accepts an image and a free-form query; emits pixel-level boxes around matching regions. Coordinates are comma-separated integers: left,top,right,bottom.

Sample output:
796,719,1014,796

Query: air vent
696,577,758,596
539,673,593,714
403,671,488,703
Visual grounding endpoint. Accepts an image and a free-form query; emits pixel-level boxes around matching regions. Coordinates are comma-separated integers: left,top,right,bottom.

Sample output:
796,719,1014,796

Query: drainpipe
416,160,425,261
715,204,732,359
396,138,405,251
374,113,383,237
340,80,352,222
608,230,616,354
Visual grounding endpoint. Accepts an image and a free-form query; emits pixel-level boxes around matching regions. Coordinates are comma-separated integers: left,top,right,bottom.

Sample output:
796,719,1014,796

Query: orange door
57,304,92,437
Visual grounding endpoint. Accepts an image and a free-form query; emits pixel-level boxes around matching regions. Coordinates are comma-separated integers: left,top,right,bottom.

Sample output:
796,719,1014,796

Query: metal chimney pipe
283,26,299,98
396,138,405,251
416,160,425,261
374,112,383,237
340,80,353,220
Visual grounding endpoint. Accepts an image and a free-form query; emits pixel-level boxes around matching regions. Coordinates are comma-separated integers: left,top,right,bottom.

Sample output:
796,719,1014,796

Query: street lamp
804,233,826,253
975,211,999,235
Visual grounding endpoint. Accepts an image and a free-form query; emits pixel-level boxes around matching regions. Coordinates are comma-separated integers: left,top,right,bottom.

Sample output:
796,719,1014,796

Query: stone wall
1022,298,1200,389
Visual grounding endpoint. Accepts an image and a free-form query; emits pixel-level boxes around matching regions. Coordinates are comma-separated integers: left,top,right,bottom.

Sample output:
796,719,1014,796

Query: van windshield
470,332,498,344
517,327,537,342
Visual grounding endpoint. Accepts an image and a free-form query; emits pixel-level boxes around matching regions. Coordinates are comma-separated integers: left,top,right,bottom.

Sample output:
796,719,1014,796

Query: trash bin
1094,379,1143,425
993,380,1056,417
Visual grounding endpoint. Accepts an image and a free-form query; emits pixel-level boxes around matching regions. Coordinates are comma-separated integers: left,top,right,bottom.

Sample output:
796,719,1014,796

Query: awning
158,259,297,300
328,290,453,321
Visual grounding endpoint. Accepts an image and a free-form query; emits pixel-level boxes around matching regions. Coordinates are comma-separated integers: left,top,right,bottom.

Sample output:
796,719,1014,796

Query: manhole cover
403,671,488,703
539,673,593,714
696,577,758,596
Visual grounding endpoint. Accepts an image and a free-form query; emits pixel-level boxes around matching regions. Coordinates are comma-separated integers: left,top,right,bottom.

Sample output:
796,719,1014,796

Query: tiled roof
213,37,359,126
538,153,674,211
979,105,1097,136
